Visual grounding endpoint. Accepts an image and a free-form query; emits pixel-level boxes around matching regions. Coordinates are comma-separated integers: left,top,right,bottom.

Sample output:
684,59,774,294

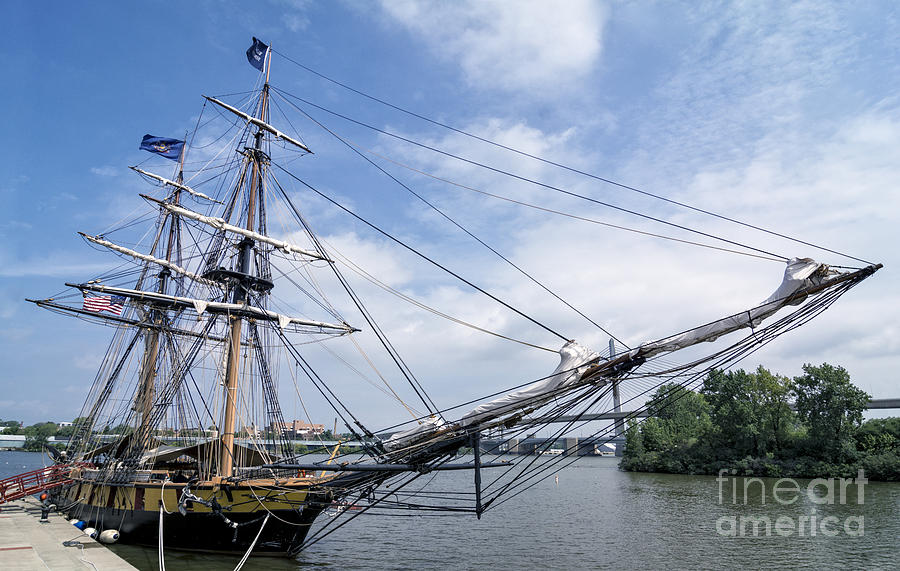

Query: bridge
532,398,900,424
479,435,622,457
483,398,900,457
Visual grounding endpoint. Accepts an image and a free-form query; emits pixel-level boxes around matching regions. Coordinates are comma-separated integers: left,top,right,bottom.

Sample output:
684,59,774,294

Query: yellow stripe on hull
68,478,321,513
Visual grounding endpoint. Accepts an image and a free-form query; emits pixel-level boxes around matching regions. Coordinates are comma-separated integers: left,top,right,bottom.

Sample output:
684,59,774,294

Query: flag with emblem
83,295,126,316
246,37,269,71
139,135,185,160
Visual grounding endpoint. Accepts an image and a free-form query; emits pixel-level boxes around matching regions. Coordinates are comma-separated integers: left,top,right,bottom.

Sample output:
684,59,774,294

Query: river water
2,450,897,569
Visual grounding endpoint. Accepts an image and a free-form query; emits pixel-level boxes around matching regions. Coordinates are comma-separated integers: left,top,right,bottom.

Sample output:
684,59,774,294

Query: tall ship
26,39,879,557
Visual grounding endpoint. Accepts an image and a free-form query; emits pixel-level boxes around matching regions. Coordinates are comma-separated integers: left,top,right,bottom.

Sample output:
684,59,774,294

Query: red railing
0,462,92,505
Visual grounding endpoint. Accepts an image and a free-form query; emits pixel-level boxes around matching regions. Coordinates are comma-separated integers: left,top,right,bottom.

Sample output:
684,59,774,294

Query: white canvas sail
635,258,833,359
79,233,220,287
75,283,356,333
130,167,219,202
155,201,328,261
204,96,312,153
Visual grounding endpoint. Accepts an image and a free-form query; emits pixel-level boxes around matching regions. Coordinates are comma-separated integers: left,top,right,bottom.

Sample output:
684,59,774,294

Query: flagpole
264,43,272,86
175,131,188,184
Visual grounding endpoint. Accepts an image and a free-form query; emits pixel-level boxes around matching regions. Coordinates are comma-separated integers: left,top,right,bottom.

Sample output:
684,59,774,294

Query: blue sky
2,1,899,426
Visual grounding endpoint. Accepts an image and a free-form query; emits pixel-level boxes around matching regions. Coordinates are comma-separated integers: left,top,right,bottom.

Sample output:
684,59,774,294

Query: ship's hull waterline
54,477,332,556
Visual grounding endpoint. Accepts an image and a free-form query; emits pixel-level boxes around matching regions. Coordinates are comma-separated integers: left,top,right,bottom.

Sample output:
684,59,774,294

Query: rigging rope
272,88,792,265
270,174,439,415
273,89,624,345
270,52,874,265
273,162,571,344
324,238,556,352
233,513,269,571
158,504,166,571
349,141,784,263
480,277,867,511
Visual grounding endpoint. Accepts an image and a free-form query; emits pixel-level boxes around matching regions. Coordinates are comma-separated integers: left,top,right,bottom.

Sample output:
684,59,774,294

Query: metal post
473,432,483,519
610,338,624,456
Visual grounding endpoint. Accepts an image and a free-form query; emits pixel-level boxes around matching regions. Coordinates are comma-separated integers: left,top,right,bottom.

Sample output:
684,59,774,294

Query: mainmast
219,50,272,478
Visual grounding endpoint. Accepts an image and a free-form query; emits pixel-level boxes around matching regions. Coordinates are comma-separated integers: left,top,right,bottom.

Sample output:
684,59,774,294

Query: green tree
623,419,645,456
702,369,759,457
856,418,900,454
0,419,23,434
702,367,794,458
647,383,711,446
55,417,90,438
104,423,132,435
22,421,59,451
752,366,795,454
792,363,870,462
641,383,711,451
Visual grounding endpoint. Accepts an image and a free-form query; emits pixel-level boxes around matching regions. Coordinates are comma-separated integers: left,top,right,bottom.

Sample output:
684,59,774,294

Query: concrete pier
0,499,137,570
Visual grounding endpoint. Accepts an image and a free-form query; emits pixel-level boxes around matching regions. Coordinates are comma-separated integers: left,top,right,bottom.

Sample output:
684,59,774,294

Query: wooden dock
0,499,137,570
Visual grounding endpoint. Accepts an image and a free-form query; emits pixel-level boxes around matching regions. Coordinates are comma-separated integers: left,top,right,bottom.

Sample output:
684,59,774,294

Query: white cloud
378,0,607,91
615,1,865,187
73,351,104,371
276,0,312,32
0,256,118,279
90,166,118,177
300,78,900,418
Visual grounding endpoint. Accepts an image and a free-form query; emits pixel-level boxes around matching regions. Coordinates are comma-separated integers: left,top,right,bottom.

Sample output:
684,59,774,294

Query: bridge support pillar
611,338,624,457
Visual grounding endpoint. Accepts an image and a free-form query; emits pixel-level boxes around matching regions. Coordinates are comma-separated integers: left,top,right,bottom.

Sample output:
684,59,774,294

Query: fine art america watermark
715,469,867,538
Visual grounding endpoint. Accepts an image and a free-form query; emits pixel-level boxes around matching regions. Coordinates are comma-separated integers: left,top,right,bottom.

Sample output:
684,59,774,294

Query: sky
1,0,898,427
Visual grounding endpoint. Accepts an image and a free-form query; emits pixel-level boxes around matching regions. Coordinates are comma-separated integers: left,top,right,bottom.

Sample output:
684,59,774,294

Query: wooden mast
220,47,271,478
136,142,187,448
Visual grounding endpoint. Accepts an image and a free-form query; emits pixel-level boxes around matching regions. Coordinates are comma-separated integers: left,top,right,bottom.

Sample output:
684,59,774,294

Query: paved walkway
0,499,137,570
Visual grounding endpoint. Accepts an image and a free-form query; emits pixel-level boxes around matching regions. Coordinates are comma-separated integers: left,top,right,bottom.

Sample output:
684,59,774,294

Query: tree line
621,363,899,480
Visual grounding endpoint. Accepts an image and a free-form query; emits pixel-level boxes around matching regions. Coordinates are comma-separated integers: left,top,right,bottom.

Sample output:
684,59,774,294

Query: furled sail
634,257,834,359
204,96,312,153
383,415,448,452
382,341,600,451
129,167,219,202
459,341,600,427
442,258,843,436
27,298,235,343
73,283,357,333
79,233,220,287
151,199,329,261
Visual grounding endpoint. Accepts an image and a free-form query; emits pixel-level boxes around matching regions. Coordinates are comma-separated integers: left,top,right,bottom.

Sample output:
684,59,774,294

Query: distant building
178,426,217,438
270,420,325,438
58,421,73,428
242,424,262,437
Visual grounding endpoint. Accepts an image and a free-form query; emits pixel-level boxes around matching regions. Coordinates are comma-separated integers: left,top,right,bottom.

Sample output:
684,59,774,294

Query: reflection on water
2,451,897,569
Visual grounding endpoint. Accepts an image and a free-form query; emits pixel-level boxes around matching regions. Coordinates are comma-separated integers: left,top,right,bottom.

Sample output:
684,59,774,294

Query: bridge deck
535,398,899,424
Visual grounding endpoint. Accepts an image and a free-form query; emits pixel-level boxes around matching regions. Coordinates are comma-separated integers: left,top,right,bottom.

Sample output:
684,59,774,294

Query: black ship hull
57,492,327,557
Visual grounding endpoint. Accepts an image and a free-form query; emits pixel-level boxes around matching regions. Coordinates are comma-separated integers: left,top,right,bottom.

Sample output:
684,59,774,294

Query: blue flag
139,135,185,160
246,37,269,71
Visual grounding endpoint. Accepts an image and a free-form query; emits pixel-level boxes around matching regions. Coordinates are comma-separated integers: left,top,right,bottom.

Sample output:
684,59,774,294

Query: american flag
82,295,126,316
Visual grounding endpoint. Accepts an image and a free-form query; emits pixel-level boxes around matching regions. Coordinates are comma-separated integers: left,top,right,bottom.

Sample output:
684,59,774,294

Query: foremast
136,143,188,450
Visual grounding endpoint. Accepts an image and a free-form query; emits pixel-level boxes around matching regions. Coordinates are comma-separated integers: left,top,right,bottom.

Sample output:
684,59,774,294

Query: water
2,451,897,569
